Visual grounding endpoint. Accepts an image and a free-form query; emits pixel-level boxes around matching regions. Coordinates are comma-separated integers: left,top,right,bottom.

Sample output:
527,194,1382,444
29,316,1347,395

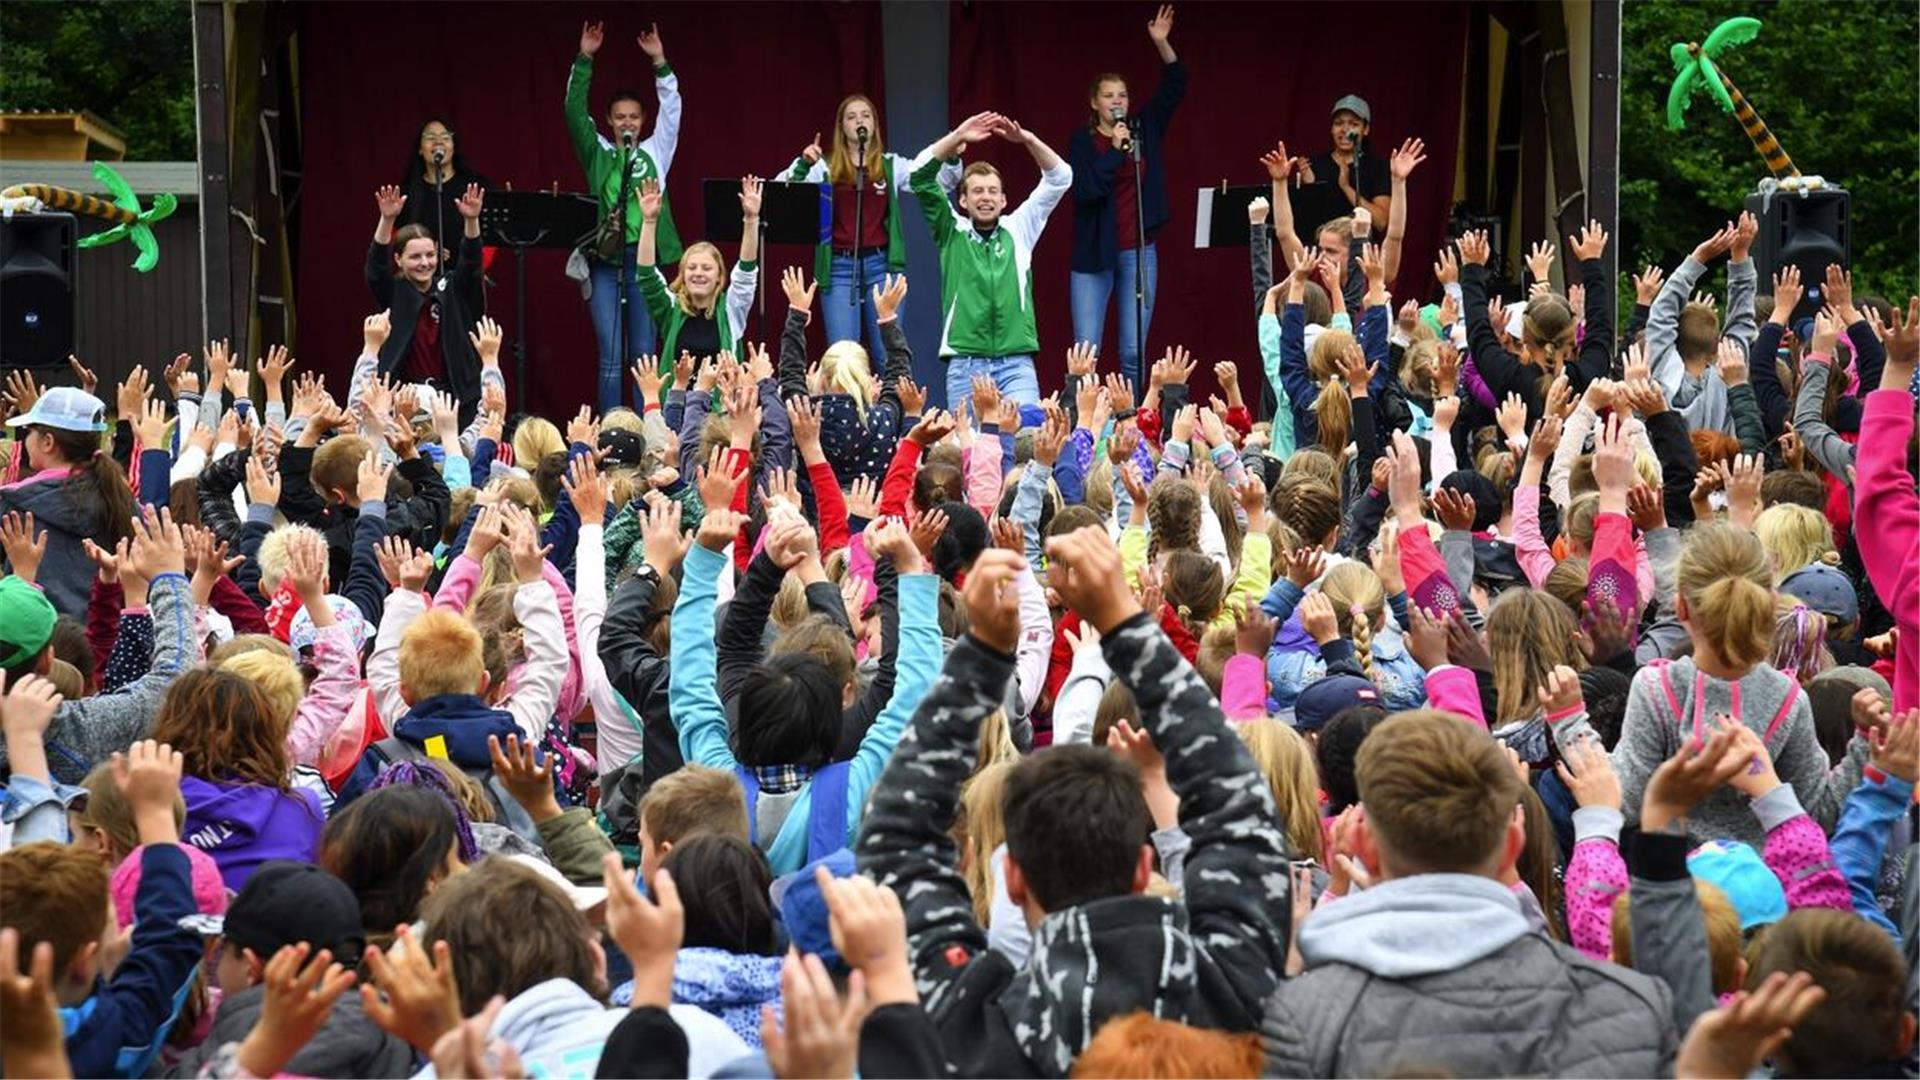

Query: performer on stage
1067,3,1182,392
912,112,1072,418
567,19,682,413
368,183,487,419
637,176,759,365
1302,94,1392,238
397,118,492,271
780,96,960,360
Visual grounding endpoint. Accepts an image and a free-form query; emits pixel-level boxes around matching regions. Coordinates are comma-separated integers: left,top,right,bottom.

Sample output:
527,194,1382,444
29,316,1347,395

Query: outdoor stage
268,1,1618,418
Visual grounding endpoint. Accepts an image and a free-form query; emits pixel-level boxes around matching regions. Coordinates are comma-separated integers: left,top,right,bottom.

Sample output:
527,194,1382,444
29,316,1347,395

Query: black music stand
704,179,830,341
1192,184,1271,250
1288,179,1355,251
480,192,598,411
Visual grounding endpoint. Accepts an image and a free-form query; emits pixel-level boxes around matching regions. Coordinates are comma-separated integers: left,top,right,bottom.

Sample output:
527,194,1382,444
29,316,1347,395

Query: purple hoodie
179,776,324,891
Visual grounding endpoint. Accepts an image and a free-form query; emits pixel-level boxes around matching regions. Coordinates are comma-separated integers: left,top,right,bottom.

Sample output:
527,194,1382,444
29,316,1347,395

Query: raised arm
1259,142,1308,273
1381,138,1426,286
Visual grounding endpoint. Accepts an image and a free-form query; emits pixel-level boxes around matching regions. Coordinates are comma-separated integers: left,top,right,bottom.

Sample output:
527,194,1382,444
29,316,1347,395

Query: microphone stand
853,129,869,328
432,150,447,290
1122,114,1146,383
613,136,634,392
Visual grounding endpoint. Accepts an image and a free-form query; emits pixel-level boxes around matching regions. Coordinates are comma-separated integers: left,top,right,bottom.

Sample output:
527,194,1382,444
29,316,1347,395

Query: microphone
431,147,446,165
1111,107,1133,153
856,125,869,147
620,131,636,150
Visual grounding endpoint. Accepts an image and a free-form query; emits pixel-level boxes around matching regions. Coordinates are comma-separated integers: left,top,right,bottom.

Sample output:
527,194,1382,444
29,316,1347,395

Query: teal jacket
669,543,940,874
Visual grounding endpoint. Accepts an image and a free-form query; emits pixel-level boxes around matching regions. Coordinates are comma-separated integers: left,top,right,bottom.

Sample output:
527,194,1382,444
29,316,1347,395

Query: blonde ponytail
1314,376,1353,457
819,340,875,420
1320,562,1385,684
1678,523,1777,672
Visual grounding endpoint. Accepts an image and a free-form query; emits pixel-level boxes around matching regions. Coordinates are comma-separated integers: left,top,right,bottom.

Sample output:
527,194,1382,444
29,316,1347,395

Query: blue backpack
735,761,853,865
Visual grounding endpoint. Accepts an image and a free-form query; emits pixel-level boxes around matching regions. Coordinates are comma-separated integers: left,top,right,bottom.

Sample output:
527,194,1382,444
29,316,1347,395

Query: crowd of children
1,120,1917,1079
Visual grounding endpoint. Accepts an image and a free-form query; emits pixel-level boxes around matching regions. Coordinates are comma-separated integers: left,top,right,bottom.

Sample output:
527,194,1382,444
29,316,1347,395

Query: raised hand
636,21,665,63
1389,137,1426,181
234,944,358,1079
579,20,605,56
375,185,406,220
361,927,462,1053
1675,971,1826,1080
1259,142,1298,183
1691,222,1737,264
0,512,47,586
959,547,1026,651
738,174,763,219
1432,487,1477,532
871,273,908,321
487,733,561,822
1641,720,1754,833
1634,265,1666,306
1456,229,1490,266
695,445,748,515
799,131,824,165
601,851,682,1008
1045,526,1141,634
1566,219,1609,261
1729,210,1758,263
111,738,185,844
1525,240,1556,283
455,182,484,220
1066,340,1098,377
781,266,816,312
865,516,924,575
762,951,869,1080
1882,295,1919,392
364,309,394,355
637,177,662,221
906,406,956,448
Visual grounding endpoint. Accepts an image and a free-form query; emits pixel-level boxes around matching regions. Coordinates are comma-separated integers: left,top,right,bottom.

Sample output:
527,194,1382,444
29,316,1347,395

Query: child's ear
244,947,268,985
69,939,101,983
399,681,418,707
1131,844,1154,895
475,670,492,698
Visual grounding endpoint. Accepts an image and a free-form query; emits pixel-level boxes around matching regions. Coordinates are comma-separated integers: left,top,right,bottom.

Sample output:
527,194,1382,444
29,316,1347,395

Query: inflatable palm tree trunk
1666,17,1800,181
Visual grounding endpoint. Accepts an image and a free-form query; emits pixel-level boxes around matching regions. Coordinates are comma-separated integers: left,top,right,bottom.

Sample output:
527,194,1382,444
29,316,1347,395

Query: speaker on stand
1,211,78,372
1743,186,1848,325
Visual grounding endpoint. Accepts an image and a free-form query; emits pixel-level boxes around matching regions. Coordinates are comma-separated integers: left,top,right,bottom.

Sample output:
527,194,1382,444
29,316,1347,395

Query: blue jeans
945,354,1039,421
821,250,893,360
588,245,659,414
1069,241,1158,391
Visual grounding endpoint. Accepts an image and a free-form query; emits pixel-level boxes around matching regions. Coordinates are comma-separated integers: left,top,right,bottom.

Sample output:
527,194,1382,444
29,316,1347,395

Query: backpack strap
804,761,855,865
734,766,762,848
1764,681,1801,744
1652,660,1686,732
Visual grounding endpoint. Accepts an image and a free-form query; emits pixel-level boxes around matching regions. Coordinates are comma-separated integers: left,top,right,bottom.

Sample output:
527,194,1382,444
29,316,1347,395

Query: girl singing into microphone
1066,4,1183,392
397,118,492,267
779,95,960,358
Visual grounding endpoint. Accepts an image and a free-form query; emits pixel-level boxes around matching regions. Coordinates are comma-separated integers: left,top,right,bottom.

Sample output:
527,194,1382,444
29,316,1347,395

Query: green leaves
0,1,194,160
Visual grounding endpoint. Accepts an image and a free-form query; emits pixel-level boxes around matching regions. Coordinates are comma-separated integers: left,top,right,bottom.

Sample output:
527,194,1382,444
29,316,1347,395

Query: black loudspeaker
1743,186,1848,325
1,211,77,370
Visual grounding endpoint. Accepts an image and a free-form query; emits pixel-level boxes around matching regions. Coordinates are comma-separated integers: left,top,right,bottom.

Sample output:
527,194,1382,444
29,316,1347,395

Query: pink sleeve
1511,482,1556,588
542,562,585,728
1565,837,1628,962
431,553,482,612
284,622,361,768
1423,665,1487,729
1397,521,1459,616
1763,814,1853,913
1856,389,1919,710
1586,511,1639,641
1633,536,1655,617
1220,654,1267,720
964,441,1003,518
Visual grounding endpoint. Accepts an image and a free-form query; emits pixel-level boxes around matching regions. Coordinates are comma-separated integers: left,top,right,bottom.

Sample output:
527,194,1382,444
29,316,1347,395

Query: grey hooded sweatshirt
1262,873,1675,1077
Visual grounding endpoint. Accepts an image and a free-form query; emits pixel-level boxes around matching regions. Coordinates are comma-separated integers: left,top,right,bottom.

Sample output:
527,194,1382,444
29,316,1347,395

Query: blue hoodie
395,693,524,767
59,844,204,1078
179,777,324,891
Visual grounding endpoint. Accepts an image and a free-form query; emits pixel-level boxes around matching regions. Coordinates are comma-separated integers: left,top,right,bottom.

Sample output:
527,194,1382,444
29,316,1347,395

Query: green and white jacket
565,53,684,264
778,152,961,284
911,153,1072,359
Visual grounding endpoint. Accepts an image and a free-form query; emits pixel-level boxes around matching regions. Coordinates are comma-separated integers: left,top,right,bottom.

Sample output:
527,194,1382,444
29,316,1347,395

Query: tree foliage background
1622,0,1919,306
0,0,194,160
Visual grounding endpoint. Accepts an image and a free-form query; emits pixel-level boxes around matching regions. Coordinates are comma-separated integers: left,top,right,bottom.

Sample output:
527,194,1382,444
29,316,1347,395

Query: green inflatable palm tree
1666,15,1799,179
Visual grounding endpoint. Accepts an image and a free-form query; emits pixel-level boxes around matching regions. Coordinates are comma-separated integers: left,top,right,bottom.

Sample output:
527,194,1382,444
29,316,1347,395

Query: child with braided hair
1266,561,1426,713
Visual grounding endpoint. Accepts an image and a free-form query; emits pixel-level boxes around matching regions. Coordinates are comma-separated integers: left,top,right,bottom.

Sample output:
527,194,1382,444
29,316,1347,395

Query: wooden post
192,0,232,348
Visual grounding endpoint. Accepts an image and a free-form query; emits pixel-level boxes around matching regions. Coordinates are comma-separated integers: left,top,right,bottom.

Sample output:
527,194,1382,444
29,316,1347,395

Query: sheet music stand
1192,184,1271,249
704,179,830,341
479,192,598,411
1288,180,1355,251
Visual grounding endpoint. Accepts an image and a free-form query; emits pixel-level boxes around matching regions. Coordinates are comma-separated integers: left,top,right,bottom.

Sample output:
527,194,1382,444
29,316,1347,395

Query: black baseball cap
223,861,366,959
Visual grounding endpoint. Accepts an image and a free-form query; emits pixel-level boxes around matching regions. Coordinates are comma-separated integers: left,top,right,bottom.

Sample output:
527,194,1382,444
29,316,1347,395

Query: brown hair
1272,475,1341,549
1486,588,1587,723
771,615,857,690
1163,550,1224,641
1677,522,1776,671
961,161,1001,196
392,223,435,252
400,608,487,699
1092,679,1139,749
1521,295,1577,374
1233,719,1325,861
0,841,110,973
75,762,185,864
638,764,749,847
1677,303,1720,362
1517,784,1567,941
36,426,134,550
149,668,292,789
311,434,371,504
1760,469,1826,511
1611,880,1744,993
1145,476,1202,559
826,94,885,187
1071,1012,1262,1079
1744,908,1910,1073
1356,710,1521,874
422,858,603,1015
1083,72,1128,127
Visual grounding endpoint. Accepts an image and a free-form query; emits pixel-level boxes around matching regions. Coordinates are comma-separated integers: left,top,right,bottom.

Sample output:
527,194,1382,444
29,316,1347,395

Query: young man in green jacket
911,111,1072,418
566,19,683,414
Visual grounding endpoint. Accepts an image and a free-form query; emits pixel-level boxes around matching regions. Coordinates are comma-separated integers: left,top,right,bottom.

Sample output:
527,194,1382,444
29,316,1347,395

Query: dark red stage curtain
294,1,885,419
947,2,1468,400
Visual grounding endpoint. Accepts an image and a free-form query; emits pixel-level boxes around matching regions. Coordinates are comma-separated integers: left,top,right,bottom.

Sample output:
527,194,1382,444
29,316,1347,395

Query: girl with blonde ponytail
1266,562,1427,712
1548,522,1873,848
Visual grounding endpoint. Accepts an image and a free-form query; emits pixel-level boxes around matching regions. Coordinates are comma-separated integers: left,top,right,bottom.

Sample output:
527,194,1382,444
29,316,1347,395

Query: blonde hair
601,407,644,436
1613,880,1744,994
770,572,810,630
1313,377,1352,456
818,340,874,417
825,94,886,187
256,523,324,595
976,708,1020,774
1319,562,1386,682
399,608,486,699
671,241,730,318
1564,492,1601,552
511,417,564,473
1306,329,1354,386
957,760,1013,925
1755,503,1838,580
1233,719,1325,861
1678,522,1777,671
311,434,371,504
1399,338,1440,398
1487,588,1587,723
219,649,303,726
